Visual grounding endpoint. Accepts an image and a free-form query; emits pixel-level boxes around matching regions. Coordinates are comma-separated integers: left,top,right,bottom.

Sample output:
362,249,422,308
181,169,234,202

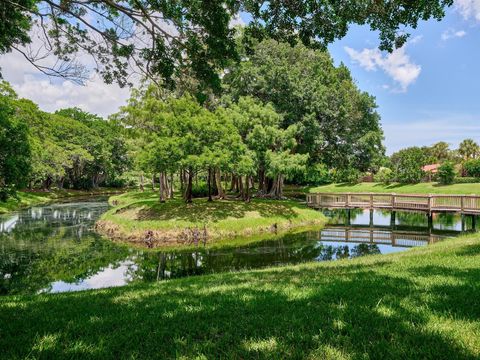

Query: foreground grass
310,182,480,195
0,188,124,214
2,233,480,359
97,191,326,247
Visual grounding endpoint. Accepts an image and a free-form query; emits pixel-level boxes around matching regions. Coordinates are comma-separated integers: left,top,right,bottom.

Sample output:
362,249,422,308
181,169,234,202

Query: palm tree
458,139,479,161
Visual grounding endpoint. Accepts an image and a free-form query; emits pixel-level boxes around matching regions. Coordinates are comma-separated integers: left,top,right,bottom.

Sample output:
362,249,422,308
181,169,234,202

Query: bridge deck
306,192,480,215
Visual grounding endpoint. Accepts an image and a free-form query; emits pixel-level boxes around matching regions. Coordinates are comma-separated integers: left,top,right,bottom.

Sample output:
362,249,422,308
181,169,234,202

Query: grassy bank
2,233,480,359
0,188,124,214
96,191,326,248
309,182,480,195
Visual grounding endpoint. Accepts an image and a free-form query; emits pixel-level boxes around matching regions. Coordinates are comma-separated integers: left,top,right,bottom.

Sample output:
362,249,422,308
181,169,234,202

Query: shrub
437,161,456,185
454,176,480,184
464,159,480,177
191,182,209,197
391,147,426,184
302,164,332,185
374,167,394,184
333,168,362,184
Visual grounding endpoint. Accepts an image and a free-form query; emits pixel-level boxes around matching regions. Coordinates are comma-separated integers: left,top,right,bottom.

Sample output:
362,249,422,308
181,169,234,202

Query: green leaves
3,1,454,90
0,93,31,200
224,39,385,172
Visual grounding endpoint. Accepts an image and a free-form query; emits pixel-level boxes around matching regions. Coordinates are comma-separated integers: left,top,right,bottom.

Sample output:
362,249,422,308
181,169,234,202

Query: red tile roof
422,164,440,173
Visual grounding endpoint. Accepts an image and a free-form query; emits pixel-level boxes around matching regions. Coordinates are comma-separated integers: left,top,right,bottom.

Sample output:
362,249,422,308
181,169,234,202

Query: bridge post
461,214,466,232
369,209,374,227
390,211,396,228
346,208,351,226
391,193,396,209
427,213,433,230
472,215,477,231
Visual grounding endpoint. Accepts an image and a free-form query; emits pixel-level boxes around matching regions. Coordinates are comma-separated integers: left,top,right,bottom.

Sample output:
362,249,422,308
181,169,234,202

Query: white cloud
0,37,130,117
410,35,424,44
456,0,480,21
344,44,421,92
229,13,246,28
441,28,467,41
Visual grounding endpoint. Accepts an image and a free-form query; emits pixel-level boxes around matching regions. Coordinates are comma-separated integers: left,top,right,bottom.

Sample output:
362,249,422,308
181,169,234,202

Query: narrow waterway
0,197,476,295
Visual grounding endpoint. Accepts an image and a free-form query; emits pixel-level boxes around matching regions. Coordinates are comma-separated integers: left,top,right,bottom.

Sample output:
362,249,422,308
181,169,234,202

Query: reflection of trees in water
434,213,457,228
395,212,427,227
0,202,128,295
316,243,381,261
352,244,381,257
323,209,364,225
129,235,385,282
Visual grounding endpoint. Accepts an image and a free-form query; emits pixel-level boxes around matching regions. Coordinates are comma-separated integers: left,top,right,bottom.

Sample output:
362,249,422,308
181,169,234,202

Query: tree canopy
224,39,385,173
2,0,454,90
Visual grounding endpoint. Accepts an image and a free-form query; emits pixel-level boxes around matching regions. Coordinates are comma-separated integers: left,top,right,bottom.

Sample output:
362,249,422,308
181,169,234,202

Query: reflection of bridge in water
316,226,449,248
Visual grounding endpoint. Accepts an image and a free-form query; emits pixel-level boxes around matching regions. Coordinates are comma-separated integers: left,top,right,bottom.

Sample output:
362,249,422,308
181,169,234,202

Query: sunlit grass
309,182,480,195
2,233,480,358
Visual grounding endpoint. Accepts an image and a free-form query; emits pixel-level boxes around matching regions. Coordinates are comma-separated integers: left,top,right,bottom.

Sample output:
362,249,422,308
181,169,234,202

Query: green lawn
309,182,480,195
97,191,326,247
2,233,480,359
0,188,124,214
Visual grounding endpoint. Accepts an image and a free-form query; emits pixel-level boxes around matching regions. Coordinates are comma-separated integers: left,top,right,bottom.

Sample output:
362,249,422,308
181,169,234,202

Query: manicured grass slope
2,234,480,359
98,191,326,245
310,182,480,195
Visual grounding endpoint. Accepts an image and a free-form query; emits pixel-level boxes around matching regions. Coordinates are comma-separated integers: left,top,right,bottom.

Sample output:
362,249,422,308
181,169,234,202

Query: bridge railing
306,192,480,214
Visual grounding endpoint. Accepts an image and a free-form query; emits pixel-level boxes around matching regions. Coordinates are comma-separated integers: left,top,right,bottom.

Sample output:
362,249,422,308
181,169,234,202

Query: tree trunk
244,175,250,202
268,174,284,198
152,174,155,191
159,172,165,203
169,173,174,199
185,169,193,203
139,174,144,192
57,177,64,190
163,173,169,198
179,169,184,193
229,174,236,192
238,175,244,199
215,168,224,199
207,168,213,202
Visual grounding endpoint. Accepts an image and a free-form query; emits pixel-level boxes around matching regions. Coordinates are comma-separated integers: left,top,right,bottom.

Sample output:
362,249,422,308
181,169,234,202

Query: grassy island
96,191,326,248
308,182,480,195
2,232,480,359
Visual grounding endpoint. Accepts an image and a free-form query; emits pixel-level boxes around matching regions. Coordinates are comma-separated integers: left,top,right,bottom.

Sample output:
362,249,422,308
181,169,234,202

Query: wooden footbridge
306,192,480,215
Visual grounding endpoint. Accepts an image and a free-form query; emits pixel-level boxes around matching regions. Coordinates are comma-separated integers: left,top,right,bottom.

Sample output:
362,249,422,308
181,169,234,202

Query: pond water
0,197,476,295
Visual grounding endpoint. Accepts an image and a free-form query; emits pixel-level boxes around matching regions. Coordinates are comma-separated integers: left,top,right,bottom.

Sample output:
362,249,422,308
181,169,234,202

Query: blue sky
326,4,480,153
2,2,480,154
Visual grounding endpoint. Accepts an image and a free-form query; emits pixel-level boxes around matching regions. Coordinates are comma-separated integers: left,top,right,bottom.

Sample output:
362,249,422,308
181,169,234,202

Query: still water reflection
0,198,475,295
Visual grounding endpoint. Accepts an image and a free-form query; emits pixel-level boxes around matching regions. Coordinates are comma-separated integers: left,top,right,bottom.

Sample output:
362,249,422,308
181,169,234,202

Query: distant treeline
0,82,129,200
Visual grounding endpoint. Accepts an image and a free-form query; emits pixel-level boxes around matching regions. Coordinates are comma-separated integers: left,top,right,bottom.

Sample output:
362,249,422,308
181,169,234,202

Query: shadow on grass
130,198,301,223
2,256,479,359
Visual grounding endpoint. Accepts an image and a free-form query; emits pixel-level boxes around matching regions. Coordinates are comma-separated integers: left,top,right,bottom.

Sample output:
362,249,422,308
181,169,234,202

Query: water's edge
0,197,475,295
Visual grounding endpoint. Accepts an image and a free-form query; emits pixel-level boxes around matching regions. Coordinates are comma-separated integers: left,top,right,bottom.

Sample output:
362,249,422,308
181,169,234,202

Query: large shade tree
2,0,454,91
223,39,385,172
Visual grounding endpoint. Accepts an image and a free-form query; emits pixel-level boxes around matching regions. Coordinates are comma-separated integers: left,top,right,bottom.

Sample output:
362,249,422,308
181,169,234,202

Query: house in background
422,164,440,182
